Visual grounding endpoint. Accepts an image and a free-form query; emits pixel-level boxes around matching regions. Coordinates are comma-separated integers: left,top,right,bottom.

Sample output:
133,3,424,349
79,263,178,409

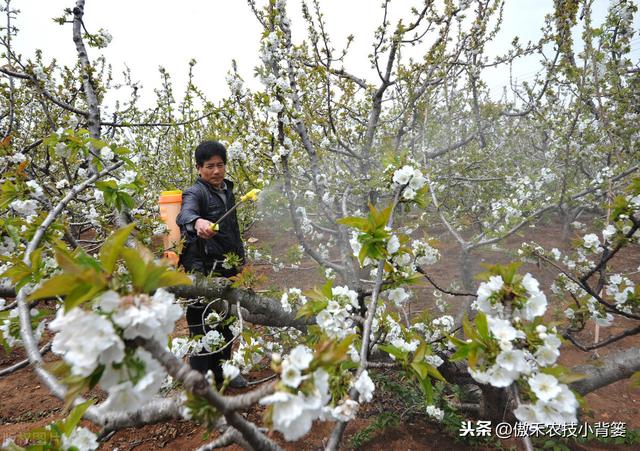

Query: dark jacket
176,177,244,274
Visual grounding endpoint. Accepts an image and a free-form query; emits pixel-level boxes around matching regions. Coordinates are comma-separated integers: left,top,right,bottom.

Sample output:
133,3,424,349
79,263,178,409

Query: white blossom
487,316,518,342
475,275,504,316
386,287,410,306
100,146,114,161
10,199,39,220
287,345,313,371
111,289,182,342
331,399,359,421
387,235,400,254
61,427,99,451
222,361,240,380
425,405,444,421
281,361,303,388
49,307,125,377
392,165,414,186
98,348,166,413
528,373,561,402
582,233,601,251
353,370,375,402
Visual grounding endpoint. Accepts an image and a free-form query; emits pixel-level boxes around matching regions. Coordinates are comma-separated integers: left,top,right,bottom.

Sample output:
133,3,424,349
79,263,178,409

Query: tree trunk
478,385,513,423
455,246,476,325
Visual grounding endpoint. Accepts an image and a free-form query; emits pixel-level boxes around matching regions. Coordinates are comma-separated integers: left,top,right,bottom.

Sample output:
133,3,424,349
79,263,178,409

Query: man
176,140,247,387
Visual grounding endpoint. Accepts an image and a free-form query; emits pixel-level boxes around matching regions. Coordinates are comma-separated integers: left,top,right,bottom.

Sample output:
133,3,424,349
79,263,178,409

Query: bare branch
0,342,51,377
570,347,640,396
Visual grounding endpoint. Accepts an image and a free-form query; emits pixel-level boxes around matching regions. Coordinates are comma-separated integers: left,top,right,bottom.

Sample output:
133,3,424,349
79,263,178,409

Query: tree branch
570,347,640,396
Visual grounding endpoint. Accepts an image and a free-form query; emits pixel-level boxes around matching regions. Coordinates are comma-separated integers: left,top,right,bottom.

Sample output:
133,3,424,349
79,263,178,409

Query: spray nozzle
240,188,261,203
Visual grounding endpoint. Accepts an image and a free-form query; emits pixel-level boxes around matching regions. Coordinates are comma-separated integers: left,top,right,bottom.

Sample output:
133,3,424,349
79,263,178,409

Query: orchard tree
1,1,639,451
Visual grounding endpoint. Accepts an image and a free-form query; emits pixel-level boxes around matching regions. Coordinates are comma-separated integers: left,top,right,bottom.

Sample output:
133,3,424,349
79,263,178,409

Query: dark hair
195,140,227,167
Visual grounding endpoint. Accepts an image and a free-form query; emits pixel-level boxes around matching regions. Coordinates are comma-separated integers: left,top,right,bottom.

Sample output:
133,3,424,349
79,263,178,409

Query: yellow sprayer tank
158,190,182,266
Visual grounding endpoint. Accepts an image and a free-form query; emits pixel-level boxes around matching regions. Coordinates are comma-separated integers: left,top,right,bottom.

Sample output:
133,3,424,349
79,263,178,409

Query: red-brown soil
1,216,639,450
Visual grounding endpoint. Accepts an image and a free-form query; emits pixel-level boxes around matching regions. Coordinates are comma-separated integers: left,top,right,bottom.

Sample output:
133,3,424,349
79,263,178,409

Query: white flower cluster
92,28,113,48
0,236,16,256
260,345,332,441
385,287,410,306
227,141,246,161
316,286,358,339
606,274,636,315
280,287,308,313
514,374,578,425
585,296,614,327
50,307,125,377
229,335,266,373
98,289,182,342
581,233,603,253
279,345,313,389
60,426,99,451
392,165,427,200
425,404,444,421
100,145,114,161
169,336,196,359
353,370,375,402
26,180,44,199
387,234,400,254
412,240,440,266
222,361,240,380
413,317,455,355
0,307,44,349
49,289,182,413
202,330,225,353
475,273,547,321
9,199,39,222
467,274,578,425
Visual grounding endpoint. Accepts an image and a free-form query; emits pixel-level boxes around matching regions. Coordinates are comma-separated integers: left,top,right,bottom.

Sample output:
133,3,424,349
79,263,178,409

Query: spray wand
209,188,261,231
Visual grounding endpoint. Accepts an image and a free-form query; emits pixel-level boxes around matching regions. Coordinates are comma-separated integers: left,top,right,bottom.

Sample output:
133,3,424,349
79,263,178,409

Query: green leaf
448,345,470,362
55,246,82,274
157,270,192,288
29,247,43,274
462,315,476,340
28,273,77,300
95,180,117,192
475,312,489,340
64,282,104,312
99,224,135,274
320,278,334,299
413,342,427,363
378,344,407,362
336,216,369,231
62,400,94,436
447,335,466,347
0,261,31,284
420,373,434,404
410,361,428,379
122,248,147,290
142,265,169,293
295,298,328,319
118,191,135,210
426,365,446,382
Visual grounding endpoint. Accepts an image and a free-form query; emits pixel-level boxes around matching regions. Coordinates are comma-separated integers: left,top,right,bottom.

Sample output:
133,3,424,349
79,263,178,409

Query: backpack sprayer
158,188,262,265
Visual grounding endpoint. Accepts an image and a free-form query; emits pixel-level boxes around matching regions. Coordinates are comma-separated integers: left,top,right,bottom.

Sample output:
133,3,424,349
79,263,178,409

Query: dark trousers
182,255,239,384
186,303,235,384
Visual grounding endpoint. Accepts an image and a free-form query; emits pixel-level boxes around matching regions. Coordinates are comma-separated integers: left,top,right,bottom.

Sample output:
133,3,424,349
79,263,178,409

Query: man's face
197,155,226,188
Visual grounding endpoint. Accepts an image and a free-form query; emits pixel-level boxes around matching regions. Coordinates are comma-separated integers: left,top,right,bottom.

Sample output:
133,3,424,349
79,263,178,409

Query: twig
0,342,51,377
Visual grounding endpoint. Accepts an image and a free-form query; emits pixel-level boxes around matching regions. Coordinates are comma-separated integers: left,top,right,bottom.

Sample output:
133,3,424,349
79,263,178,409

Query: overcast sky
9,0,640,107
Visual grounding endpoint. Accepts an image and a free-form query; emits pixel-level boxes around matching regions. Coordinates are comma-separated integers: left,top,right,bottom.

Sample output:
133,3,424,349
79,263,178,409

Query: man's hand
195,218,218,239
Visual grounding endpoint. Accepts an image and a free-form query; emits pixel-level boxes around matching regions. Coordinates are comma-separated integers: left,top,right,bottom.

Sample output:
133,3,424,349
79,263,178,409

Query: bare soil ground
1,216,639,450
